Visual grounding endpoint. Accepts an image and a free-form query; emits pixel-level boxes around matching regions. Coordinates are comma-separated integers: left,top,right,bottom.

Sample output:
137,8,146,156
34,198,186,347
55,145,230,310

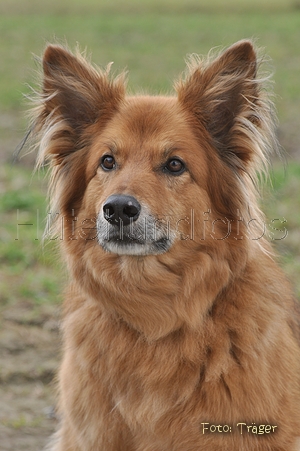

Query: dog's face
84,96,211,256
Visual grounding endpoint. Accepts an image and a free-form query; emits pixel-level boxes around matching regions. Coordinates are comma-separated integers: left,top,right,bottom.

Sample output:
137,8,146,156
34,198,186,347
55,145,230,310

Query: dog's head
30,41,278,338
32,40,276,259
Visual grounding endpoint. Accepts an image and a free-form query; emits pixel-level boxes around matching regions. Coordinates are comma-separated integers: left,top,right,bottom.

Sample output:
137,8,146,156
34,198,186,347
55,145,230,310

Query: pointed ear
176,40,263,165
41,44,125,132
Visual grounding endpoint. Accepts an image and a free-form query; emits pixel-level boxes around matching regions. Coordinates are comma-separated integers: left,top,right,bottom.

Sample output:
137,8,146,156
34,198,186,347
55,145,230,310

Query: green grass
0,0,299,312
0,0,298,15
0,165,63,322
263,163,300,297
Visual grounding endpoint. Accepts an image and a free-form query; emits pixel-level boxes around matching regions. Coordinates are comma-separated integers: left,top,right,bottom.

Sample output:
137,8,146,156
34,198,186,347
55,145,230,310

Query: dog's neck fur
62,232,255,341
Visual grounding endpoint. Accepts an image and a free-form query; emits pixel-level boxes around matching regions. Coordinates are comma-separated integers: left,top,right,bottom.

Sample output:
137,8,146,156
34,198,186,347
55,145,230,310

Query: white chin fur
100,240,171,256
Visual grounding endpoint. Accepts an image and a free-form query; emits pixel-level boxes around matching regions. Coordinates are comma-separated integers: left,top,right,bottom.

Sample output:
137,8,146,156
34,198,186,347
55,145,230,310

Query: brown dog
32,40,300,450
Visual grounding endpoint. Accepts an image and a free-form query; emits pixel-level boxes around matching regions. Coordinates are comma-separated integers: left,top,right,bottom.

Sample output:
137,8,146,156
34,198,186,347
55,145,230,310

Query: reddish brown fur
31,41,300,450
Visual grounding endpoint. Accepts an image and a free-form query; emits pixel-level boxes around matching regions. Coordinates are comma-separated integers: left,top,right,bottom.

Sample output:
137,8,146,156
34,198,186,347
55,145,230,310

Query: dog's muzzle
97,194,173,256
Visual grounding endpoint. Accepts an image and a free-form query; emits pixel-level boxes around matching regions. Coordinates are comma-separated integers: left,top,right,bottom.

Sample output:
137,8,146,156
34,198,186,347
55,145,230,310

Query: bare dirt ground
0,303,60,451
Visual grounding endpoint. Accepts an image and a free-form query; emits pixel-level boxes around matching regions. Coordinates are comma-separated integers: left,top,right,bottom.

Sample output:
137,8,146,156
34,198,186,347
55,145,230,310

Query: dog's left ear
176,40,261,165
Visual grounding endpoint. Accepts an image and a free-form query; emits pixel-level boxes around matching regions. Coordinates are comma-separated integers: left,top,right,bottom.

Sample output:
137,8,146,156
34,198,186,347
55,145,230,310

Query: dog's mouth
96,195,173,256
98,232,172,256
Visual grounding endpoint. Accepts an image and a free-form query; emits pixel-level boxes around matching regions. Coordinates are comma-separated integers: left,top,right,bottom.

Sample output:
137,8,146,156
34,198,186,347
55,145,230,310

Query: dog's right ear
34,45,126,164
42,45,125,130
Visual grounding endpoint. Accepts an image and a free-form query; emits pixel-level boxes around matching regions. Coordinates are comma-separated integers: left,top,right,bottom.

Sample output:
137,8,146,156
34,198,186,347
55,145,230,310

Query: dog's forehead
105,96,191,143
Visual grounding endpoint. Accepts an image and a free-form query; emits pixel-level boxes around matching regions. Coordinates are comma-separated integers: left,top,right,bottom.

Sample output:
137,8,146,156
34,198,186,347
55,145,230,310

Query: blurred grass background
0,0,300,323
0,1,299,447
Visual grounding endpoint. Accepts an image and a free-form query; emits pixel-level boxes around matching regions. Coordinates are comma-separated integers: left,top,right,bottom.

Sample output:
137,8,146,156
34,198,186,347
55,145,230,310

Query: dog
31,40,300,450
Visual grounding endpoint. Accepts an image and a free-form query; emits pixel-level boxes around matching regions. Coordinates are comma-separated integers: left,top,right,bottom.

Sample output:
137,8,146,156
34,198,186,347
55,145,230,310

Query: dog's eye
101,155,116,171
164,158,185,175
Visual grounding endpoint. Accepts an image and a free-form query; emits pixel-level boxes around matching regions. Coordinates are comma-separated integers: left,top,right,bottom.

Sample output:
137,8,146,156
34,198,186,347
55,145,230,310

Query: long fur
30,40,300,450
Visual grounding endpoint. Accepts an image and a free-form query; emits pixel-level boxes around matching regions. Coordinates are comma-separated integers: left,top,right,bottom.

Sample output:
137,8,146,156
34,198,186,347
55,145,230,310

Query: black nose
103,195,141,226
